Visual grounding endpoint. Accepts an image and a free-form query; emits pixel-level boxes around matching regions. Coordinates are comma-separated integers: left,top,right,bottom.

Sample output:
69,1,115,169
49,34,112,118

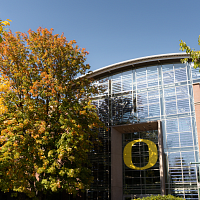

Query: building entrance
111,121,165,200
122,130,160,198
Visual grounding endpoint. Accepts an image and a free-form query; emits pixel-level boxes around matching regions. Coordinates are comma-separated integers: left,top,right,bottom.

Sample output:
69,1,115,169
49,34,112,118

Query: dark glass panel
123,130,160,196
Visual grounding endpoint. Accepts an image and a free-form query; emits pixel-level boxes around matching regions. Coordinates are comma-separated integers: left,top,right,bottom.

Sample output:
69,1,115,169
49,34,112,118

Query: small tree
180,36,200,68
0,28,102,199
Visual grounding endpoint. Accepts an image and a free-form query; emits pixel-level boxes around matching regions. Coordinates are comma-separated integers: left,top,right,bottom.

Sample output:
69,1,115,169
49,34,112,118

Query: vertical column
158,120,166,195
193,83,200,150
111,127,123,200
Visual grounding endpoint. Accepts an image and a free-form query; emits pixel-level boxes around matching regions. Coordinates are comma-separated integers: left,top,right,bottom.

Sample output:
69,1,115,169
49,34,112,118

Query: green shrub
132,194,184,200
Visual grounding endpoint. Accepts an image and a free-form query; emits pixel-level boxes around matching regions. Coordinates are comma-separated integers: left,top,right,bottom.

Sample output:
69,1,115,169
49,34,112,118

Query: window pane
176,85,189,99
162,64,173,72
122,78,132,91
163,71,174,85
138,105,148,118
137,93,147,105
167,133,180,148
180,132,193,147
175,68,187,82
149,103,160,117
147,66,158,75
112,81,121,93
136,67,146,77
179,117,192,132
165,101,177,115
166,119,178,133
164,87,176,102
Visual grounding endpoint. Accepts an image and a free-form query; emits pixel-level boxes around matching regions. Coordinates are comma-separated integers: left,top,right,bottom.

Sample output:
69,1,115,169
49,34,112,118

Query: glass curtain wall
90,62,199,200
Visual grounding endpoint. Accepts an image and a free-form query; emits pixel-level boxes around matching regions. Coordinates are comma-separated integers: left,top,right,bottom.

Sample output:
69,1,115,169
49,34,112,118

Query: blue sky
1,0,200,71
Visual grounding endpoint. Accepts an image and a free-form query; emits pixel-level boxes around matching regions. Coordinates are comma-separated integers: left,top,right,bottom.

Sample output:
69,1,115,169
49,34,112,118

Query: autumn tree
180,36,200,68
0,18,11,42
0,19,11,115
0,28,102,199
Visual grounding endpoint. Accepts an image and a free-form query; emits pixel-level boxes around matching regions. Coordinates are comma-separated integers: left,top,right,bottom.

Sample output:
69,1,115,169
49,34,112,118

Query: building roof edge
86,53,189,79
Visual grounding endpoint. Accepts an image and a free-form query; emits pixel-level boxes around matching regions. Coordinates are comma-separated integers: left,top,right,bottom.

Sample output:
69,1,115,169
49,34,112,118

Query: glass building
86,53,200,200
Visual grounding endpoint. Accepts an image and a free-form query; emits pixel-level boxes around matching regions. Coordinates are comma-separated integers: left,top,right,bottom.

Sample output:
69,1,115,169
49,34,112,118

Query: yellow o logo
123,139,158,170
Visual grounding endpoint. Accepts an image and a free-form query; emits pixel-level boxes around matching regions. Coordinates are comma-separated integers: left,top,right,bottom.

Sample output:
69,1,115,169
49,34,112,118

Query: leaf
0,18,12,43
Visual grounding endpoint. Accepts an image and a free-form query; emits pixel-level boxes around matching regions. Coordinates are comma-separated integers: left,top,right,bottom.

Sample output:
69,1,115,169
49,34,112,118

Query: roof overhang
112,121,158,133
86,53,190,79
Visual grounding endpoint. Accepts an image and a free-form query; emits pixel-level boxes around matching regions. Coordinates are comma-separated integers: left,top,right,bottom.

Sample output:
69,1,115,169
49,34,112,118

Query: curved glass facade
89,60,200,200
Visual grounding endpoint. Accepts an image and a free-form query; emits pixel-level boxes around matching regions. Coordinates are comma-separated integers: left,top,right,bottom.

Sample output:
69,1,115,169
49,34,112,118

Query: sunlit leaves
180,36,200,69
0,19,12,43
0,27,102,199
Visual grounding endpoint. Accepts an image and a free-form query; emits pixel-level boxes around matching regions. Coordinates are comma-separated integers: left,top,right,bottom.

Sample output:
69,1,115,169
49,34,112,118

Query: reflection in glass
90,62,198,200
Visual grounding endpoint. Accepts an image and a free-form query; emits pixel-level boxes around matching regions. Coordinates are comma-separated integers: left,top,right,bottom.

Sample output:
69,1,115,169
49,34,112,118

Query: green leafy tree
0,27,102,199
180,36,200,68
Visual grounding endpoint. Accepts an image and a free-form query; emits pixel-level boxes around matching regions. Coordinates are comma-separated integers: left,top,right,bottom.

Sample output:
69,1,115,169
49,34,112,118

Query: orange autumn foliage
0,27,102,199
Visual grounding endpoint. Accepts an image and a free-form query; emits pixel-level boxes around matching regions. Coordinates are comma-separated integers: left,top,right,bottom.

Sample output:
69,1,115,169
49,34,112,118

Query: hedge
132,194,184,200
